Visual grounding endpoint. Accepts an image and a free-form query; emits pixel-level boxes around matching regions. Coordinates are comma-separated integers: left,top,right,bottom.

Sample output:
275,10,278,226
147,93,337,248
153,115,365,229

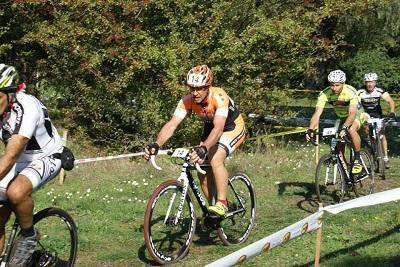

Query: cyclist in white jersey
357,72,396,168
0,64,64,267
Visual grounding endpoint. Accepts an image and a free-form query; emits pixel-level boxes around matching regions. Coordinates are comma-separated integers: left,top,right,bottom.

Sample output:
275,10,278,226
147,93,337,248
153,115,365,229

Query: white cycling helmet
364,72,378,82
0,64,18,88
327,70,346,83
186,64,213,88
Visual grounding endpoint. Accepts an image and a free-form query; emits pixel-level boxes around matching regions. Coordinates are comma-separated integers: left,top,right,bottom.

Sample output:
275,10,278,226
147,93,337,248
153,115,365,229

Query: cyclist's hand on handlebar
190,146,207,164
339,125,349,139
305,129,314,142
144,143,160,161
389,112,397,120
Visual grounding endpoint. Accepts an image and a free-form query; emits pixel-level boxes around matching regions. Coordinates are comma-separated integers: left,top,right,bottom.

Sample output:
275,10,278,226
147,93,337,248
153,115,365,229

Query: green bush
0,0,399,149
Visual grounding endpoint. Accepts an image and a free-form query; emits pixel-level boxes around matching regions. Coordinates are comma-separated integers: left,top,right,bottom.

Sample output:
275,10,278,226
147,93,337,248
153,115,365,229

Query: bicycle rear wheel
315,154,347,205
217,172,256,245
353,150,375,197
143,180,196,264
30,207,78,267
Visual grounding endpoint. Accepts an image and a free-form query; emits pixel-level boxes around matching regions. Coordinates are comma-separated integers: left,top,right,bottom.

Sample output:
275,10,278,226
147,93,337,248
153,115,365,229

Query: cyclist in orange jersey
144,65,246,217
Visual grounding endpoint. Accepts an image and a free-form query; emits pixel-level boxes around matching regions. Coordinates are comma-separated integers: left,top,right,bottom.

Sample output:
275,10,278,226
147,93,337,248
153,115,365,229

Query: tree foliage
0,0,399,149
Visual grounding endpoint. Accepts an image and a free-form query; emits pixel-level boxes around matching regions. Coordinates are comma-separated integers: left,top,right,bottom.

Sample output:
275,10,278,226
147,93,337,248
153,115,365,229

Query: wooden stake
58,130,68,185
314,202,323,267
315,125,319,164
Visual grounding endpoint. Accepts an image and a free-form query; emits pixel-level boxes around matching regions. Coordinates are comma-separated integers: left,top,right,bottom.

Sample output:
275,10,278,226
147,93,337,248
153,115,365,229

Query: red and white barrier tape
74,150,171,165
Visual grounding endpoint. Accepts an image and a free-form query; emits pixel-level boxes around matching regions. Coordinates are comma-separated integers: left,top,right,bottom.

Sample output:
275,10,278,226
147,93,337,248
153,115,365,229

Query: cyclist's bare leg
348,121,361,152
6,175,34,231
198,172,216,204
381,134,388,158
0,204,12,253
208,146,228,204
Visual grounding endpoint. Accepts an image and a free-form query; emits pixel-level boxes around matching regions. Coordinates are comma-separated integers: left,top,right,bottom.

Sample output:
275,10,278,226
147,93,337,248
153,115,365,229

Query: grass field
28,139,400,266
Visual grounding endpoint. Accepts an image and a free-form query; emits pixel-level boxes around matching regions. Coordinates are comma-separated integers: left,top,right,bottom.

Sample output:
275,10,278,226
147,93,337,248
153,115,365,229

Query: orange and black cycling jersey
173,86,242,131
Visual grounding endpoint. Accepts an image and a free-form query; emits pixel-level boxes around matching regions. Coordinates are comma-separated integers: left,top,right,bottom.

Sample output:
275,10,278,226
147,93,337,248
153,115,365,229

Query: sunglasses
188,85,210,92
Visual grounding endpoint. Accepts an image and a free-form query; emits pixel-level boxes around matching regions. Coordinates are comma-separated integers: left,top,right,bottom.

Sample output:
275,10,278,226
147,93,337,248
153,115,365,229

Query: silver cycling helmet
364,72,378,82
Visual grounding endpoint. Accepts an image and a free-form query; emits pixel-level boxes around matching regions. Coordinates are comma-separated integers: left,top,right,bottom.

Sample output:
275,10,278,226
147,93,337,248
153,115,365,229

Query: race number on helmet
327,69,346,83
186,65,213,88
0,64,18,88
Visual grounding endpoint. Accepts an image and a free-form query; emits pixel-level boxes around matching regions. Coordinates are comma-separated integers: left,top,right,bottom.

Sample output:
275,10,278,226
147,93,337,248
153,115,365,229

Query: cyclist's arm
381,93,396,114
155,115,184,147
0,135,29,181
202,115,226,150
343,104,357,127
308,106,324,130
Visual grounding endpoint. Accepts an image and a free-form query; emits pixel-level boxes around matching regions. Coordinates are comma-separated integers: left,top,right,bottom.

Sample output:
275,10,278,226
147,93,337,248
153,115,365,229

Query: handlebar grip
310,138,318,146
150,155,162,170
195,163,206,175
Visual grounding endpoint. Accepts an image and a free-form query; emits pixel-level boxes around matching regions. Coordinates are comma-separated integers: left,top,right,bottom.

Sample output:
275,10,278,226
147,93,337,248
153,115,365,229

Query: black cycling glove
306,129,314,140
389,112,396,119
146,143,160,155
192,146,208,161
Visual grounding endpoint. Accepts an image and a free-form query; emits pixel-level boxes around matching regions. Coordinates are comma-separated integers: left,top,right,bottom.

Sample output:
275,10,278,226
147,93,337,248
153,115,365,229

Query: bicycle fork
164,166,189,226
325,162,338,186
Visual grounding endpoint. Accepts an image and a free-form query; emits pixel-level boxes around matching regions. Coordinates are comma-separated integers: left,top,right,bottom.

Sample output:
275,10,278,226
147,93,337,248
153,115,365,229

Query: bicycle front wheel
30,207,78,267
143,180,196,265
315,154,346,205
376,136,386,179
354,150,375,197
217,172,256,245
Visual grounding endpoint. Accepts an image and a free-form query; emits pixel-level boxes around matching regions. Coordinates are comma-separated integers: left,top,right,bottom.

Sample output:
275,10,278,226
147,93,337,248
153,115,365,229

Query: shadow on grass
137,218,218,265
296,225,400,267
277,181,320,213
330,255,400,267
193,218,218,246
137,244,161,266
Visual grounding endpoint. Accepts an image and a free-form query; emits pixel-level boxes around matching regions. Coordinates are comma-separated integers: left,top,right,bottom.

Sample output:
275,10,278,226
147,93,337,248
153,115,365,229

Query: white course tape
205,210,323,267
74,150,171,165
323,187,400,214
206,187,400,266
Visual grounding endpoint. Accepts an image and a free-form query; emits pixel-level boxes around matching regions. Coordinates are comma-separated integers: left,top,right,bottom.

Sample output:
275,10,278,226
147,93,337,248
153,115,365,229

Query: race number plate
322,127,337,137
367,118,383,124
171,148,190,158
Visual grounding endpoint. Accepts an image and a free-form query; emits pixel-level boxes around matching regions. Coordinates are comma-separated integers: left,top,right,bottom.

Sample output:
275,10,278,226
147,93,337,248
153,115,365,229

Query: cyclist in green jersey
306,70,364,174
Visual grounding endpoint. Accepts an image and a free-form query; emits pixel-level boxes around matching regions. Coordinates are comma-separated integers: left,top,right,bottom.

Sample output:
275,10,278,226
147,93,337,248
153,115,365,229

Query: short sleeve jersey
316,84,360,118
0,90,63,162
357,87,388,118
173,86,241,131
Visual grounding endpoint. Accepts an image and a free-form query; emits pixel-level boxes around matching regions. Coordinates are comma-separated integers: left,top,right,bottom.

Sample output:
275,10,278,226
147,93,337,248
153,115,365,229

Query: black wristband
341,125,349,131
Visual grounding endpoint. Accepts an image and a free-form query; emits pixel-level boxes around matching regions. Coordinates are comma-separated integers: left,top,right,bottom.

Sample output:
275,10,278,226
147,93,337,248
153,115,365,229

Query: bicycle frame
0,220,19,266
367,118,384,157
321,126,371,186
164,159,247,227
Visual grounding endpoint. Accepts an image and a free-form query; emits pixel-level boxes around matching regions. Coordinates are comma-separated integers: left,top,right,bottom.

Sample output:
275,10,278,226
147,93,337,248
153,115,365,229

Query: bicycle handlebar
149,150,207,175
310,137,318,146
308,129,351,146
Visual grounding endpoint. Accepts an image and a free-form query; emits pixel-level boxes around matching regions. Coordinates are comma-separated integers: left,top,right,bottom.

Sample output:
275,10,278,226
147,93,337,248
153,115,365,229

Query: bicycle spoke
144,181,196,264
217,172,255,245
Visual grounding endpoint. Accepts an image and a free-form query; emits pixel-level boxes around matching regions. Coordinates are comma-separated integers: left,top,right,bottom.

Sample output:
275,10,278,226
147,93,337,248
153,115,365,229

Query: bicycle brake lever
195,163,206,175
150,155,162,170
